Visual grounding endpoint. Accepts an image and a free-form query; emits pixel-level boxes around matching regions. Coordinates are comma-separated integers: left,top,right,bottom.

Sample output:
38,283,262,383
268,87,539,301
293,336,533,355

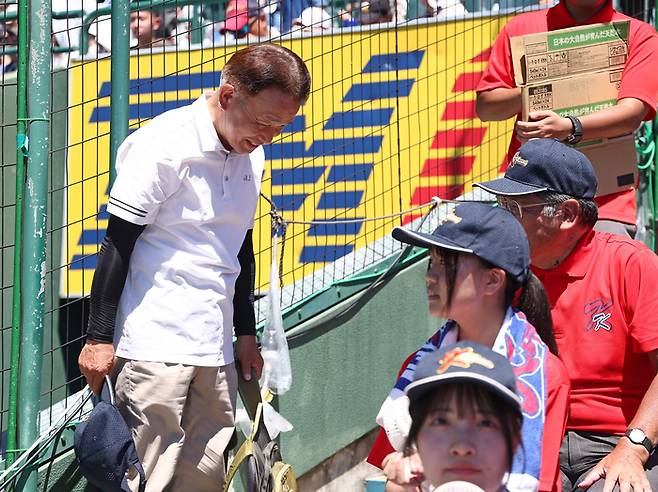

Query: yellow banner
63,16,514,298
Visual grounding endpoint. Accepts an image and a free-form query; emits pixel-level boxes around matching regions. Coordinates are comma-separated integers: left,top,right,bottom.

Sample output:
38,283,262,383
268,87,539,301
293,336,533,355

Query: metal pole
191,4,202,45
109,0,131,185
16,0,51,486
654,0,658,250
6,0,30,468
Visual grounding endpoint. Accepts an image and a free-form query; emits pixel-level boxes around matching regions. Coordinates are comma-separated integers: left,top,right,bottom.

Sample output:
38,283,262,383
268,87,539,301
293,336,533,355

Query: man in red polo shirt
476,0,658,238
475,138,658,492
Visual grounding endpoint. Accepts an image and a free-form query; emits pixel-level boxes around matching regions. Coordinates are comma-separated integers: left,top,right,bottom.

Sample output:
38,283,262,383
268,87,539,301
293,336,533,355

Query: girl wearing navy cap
405,341,524,492
368,202,570,492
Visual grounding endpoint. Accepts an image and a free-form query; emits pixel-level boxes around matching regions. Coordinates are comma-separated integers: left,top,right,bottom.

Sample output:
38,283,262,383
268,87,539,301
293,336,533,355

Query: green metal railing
6,0,29,471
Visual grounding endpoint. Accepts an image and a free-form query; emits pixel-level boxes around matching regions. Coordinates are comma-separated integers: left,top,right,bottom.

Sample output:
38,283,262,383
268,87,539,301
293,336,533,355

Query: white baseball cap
293,7,332,31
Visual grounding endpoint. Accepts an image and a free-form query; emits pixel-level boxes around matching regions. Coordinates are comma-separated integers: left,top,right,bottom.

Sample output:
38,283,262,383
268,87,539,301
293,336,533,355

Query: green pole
6,0,29,468
654,0,658,251
16,0,51,486
191,4,203,45
109,0,131,184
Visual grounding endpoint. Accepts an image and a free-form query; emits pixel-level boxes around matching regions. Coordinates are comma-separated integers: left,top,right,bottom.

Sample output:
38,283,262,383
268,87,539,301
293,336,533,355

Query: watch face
629,428,645,443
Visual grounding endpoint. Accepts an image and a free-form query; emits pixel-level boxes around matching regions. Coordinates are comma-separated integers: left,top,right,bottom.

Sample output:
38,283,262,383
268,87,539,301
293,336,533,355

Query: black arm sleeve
86,215,146,343
233,229,256,337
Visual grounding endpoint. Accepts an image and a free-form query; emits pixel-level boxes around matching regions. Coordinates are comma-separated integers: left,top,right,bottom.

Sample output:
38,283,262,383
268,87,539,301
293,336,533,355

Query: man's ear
218,84,236,111
557,199,580,228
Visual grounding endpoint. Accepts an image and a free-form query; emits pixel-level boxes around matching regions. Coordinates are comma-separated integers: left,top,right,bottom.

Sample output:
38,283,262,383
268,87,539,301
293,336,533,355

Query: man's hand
235,335,263,381
516,110,573,143
578,437,651,492
382,451,424,490
78,340,115,394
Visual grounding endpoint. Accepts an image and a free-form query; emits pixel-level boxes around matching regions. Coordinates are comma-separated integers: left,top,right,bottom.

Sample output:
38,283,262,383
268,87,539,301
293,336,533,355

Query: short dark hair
405,382,522,473
221,44,311,104
540,191,598,228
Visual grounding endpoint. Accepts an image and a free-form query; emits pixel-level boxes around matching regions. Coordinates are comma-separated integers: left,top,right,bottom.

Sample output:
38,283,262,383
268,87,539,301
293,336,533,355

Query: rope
260,194,463,226
258,192,483,290
260,193,287,289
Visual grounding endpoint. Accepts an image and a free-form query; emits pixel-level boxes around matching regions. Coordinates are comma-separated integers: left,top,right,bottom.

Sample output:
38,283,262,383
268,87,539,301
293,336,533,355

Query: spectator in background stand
358,0,393,24
130,8,172,48
292,6,333,31
213,0,280,43
87,16,112,57
338,1,360,27
0,4,18,74
51,0,105,52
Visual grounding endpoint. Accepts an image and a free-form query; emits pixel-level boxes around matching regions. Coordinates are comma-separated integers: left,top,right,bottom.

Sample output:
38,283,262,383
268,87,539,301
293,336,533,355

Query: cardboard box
511,21,629,85
521,69,622,121
575,134,637,197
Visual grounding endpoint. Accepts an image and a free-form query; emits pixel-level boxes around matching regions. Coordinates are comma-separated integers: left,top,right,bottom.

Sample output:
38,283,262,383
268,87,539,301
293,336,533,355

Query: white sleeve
107,137,182,225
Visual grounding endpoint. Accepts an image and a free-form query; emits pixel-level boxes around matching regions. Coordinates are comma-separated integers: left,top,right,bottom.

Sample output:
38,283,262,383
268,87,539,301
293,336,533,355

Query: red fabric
476,0,658,224
540,353,571,492
533,230,658,433
367,351,570,492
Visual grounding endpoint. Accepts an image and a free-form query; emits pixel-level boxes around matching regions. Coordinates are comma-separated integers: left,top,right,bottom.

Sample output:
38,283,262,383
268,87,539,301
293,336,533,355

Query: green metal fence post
15,0,52,486
654,0,658,250
6,0,30,469
110,0,131,184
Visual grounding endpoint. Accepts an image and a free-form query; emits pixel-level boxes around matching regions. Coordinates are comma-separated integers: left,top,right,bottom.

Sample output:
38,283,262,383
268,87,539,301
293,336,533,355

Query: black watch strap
565,115,583,145
625,428,654,454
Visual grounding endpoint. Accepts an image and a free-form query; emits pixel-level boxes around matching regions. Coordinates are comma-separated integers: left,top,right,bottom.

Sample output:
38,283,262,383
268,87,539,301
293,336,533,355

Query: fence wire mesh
0,0,652,466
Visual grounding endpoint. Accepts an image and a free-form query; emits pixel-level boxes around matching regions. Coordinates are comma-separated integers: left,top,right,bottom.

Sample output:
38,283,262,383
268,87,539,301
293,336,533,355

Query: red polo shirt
367,351,571,492
533,230,658,433
477,1,658,224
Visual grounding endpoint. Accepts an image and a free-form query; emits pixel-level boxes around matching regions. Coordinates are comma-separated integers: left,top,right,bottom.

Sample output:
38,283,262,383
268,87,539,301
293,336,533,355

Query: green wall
279,257,435,475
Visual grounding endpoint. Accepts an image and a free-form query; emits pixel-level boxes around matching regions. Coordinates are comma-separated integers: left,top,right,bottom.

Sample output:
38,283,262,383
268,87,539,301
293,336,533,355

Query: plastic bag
260,234,292,395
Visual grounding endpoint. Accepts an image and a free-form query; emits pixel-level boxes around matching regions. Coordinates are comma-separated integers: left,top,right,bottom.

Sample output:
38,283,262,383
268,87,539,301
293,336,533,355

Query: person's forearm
476,87,522,121
86,215,145,342
625,371,658,454
578,98,649,140
233,229,256,337
86,237,130,342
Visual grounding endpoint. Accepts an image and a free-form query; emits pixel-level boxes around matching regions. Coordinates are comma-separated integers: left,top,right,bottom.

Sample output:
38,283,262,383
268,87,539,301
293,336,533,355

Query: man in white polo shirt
77,44,311,491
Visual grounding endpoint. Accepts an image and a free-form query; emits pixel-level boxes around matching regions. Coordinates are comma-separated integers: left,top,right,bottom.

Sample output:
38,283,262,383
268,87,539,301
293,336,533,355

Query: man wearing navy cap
475,138,658,492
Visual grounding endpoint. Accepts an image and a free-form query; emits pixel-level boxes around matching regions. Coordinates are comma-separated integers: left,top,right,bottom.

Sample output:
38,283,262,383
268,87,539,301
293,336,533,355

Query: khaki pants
113,358,238,492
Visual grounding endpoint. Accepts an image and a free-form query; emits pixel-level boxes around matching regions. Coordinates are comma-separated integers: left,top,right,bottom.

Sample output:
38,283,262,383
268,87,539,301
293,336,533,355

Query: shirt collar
532,228,596,278
194,93,230,154
449,307,514,357
548,0,616,29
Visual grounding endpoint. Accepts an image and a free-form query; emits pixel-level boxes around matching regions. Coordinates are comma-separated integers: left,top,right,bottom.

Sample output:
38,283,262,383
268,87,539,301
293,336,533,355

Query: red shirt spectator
476,0,658,228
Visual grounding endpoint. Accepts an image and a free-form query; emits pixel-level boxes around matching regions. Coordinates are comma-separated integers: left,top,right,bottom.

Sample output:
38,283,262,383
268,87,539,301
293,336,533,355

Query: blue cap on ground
74,378,146,492
391,202,530,285
474,138,598,199
405,340,522,415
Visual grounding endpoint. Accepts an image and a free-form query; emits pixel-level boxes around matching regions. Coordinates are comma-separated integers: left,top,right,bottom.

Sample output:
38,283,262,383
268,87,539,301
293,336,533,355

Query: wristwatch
564,115,583,145
625,428,654,454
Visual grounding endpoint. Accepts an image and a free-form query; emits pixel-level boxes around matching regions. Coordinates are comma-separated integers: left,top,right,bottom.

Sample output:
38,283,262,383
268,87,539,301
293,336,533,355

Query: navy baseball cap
74,378,146,492
392,202,530,285
474,139,598,199
405,341,522,415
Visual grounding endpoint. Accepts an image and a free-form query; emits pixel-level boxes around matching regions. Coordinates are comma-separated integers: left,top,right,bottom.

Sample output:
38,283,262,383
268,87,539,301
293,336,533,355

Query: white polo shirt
107,93,265,366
